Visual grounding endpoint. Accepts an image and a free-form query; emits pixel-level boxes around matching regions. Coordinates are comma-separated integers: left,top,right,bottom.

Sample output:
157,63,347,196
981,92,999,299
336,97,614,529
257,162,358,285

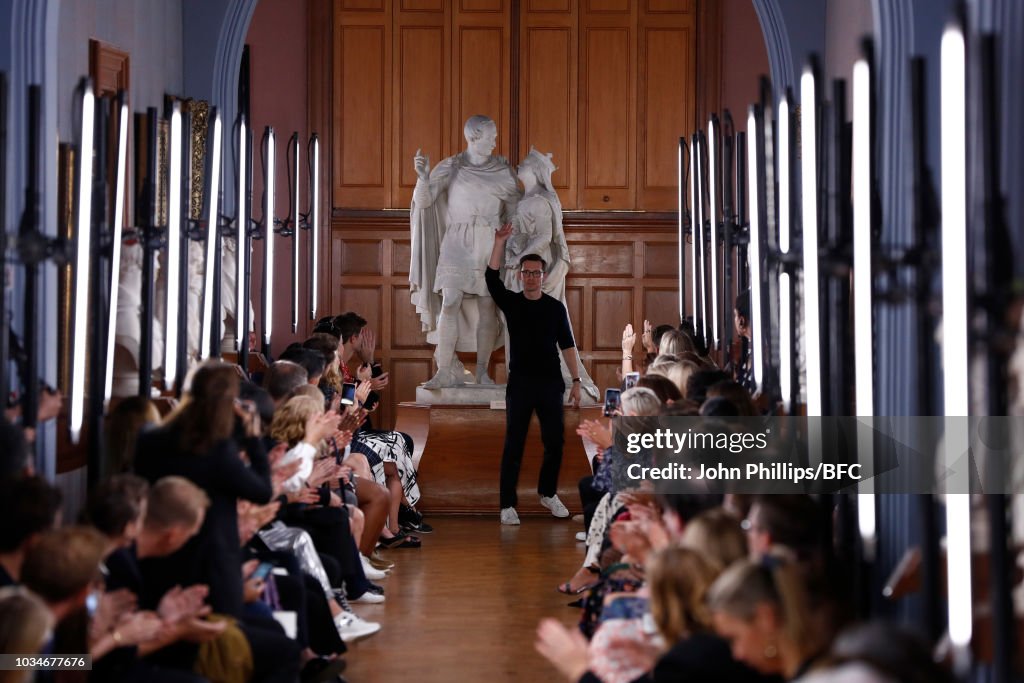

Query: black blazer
134,424,272,617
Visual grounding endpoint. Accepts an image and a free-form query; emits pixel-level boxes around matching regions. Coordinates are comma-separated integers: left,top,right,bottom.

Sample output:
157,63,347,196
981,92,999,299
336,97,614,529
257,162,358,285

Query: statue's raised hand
414,148,430,182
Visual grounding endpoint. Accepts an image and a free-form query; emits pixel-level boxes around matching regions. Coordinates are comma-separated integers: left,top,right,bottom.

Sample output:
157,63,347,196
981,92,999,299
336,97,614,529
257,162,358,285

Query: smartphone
340,382,357,406
370,362,384,378
251,562,275,581
623,372,640,390
603,388,621,417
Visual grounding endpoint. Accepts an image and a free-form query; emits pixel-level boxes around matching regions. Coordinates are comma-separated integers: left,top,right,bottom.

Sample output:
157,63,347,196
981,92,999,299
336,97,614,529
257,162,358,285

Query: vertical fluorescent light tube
164,103,182,384
746,108,763,391
264,129,276,346
69,82,95,443
801,67,822,417
697,138,707,343
852,58,876,550
940,23,972,655
677,138,684,323
708,121,720,347
236,117,247,349
690,137,698,329
104,100,129,405
310,134,320,320
778,97,791,410
292,135,300,333
200,112,223,359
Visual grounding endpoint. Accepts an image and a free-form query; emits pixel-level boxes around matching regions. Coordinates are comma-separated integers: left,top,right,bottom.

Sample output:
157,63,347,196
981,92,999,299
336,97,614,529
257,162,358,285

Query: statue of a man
410,115,519,388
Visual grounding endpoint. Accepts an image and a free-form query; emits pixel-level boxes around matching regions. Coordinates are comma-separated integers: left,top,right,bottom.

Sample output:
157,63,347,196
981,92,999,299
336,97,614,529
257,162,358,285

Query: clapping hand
577,418,613,449
641,319,655,353
622,323,637,355
157,585,211,625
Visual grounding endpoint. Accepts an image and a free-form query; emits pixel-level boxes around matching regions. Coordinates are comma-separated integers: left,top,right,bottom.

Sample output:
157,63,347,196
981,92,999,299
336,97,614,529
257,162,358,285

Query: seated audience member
803,621,956,683
701,396,741,417
679,508,748,571
686,369,732,404
635,374,682,404
134,362,273,618
706,380,759,417
0,416,30,480
0,586,53,681
659,328,697,358
646,356,698,396
104,397,161,474
0,475,63,586
743,495,825,564
83,473,150,555
263,360,310,408
279,347,327,388
707,555,839,680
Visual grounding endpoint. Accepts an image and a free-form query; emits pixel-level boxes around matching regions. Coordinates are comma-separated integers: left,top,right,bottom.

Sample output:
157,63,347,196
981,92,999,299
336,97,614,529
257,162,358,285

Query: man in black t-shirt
486,224,581,525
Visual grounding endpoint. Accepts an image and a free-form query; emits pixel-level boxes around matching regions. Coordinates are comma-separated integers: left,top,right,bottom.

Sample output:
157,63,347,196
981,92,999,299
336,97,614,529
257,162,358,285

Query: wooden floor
342,515,586,682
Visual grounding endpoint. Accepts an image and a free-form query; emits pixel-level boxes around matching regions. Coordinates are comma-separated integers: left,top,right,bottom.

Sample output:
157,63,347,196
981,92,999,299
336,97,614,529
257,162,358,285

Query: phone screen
340,382,357,406
252,562,274,581
623,372,640,390
603,388,621,417
370,363,384,378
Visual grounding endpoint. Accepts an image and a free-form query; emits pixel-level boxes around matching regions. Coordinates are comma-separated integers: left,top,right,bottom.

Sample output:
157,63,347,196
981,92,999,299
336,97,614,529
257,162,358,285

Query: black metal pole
87,99,109,486
137,108,158,396
722,111,735,363
18,86,42,430
0,72,8,409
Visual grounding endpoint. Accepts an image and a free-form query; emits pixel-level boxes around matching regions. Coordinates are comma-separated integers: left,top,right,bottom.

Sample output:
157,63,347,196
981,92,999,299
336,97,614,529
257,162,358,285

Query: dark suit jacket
134,425,272,617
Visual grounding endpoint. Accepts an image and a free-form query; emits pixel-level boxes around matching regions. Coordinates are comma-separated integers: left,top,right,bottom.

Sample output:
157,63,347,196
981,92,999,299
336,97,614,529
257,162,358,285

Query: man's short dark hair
82,474,149,538
278,347,326,380
652,324,676,349
263,360,309,401
239,381,276,425
0,475,63,553
335,312,367,344
312,316,342,339
750,494,824,558
685,369,731,404
518,254,547,270
735,289,751,320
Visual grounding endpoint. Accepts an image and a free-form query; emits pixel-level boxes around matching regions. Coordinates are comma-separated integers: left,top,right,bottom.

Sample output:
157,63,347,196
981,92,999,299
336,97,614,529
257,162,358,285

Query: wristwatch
571,378,581,383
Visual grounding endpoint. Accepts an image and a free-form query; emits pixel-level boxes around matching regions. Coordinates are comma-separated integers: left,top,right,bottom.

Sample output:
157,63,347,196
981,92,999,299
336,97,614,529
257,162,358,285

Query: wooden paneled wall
327,0,710,212
328,212,677,429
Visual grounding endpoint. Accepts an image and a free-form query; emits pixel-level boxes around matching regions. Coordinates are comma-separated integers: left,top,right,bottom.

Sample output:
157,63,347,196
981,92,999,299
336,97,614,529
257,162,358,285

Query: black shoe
398,504,423,525
301,656,347,683
365,582,385,595
400,518,434,534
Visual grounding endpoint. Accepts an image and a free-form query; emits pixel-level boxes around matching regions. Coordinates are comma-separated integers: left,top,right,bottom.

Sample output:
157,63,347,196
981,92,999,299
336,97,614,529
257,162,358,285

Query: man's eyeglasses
520,269,544,278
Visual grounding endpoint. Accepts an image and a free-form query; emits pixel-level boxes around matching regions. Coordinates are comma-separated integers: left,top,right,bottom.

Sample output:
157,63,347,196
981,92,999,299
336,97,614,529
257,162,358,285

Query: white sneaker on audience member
539,495,570,518
334,611,381,642
575,531,586,542
500,507,520,525
360,554,388,580
350,590,386,604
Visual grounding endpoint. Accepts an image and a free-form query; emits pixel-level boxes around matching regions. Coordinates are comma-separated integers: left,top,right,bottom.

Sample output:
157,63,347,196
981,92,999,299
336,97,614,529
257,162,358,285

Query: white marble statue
111,242,164,397
503,148,599,402
410,115,519,388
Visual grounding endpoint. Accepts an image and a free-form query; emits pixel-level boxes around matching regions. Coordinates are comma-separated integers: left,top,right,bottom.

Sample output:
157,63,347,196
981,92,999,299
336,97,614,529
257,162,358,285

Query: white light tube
801,67,822,417
164,102,182,384
104,99,129,405
778,96,791,411
747,108,764,391
690,137,698,327
311,135,320,320
697,137,708,344
678,138,685,323
940,23,972,654
263,128,276,346
236,117,247,349
292,134,300,333
200,112,223,359
69,82,95,443
708,120,720,347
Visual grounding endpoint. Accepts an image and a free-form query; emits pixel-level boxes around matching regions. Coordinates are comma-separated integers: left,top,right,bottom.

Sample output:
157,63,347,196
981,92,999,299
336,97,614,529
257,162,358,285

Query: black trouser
500,376,565,509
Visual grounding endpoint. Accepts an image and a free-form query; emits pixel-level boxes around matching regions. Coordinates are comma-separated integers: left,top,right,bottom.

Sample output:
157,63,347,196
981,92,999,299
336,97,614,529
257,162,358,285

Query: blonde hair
659,329,696,357
290,384,325,405
680,508,747,571
145,476,211,532
647,358,700,395
647,546,718,644
706,554,824,656
0,587,52,683
270,395,324,447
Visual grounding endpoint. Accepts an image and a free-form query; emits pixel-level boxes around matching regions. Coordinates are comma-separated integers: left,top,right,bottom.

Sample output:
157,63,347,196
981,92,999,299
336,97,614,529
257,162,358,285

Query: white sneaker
575,531,586,542
334,611,381,642
350,590,386,604
539,495,570,518
500,507,520,525
360,554,389,580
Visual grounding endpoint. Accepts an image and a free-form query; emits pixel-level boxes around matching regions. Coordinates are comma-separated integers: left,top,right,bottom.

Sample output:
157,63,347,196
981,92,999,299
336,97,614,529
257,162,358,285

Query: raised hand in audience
328,428,354,453
92,610,164,657
339,406,367,431
238,500,281,544
90,588,137,641
271,458,302,498
641,319,655,353
356,327,376,364
355,380,373,406
609,518,652,565
303,410,341,447
577,418,613,450
535,618,590,682
307,457,343,489
622,323,637,356
286,486,321,505
369,371,390,391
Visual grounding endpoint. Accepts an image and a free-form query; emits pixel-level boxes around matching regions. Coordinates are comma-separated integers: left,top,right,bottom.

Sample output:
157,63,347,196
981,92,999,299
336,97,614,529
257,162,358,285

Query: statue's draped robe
410,152,519,352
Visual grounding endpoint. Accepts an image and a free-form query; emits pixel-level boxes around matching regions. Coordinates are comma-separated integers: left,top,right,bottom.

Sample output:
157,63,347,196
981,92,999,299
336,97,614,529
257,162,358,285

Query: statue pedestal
395,402,603,515
415,384,505,406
